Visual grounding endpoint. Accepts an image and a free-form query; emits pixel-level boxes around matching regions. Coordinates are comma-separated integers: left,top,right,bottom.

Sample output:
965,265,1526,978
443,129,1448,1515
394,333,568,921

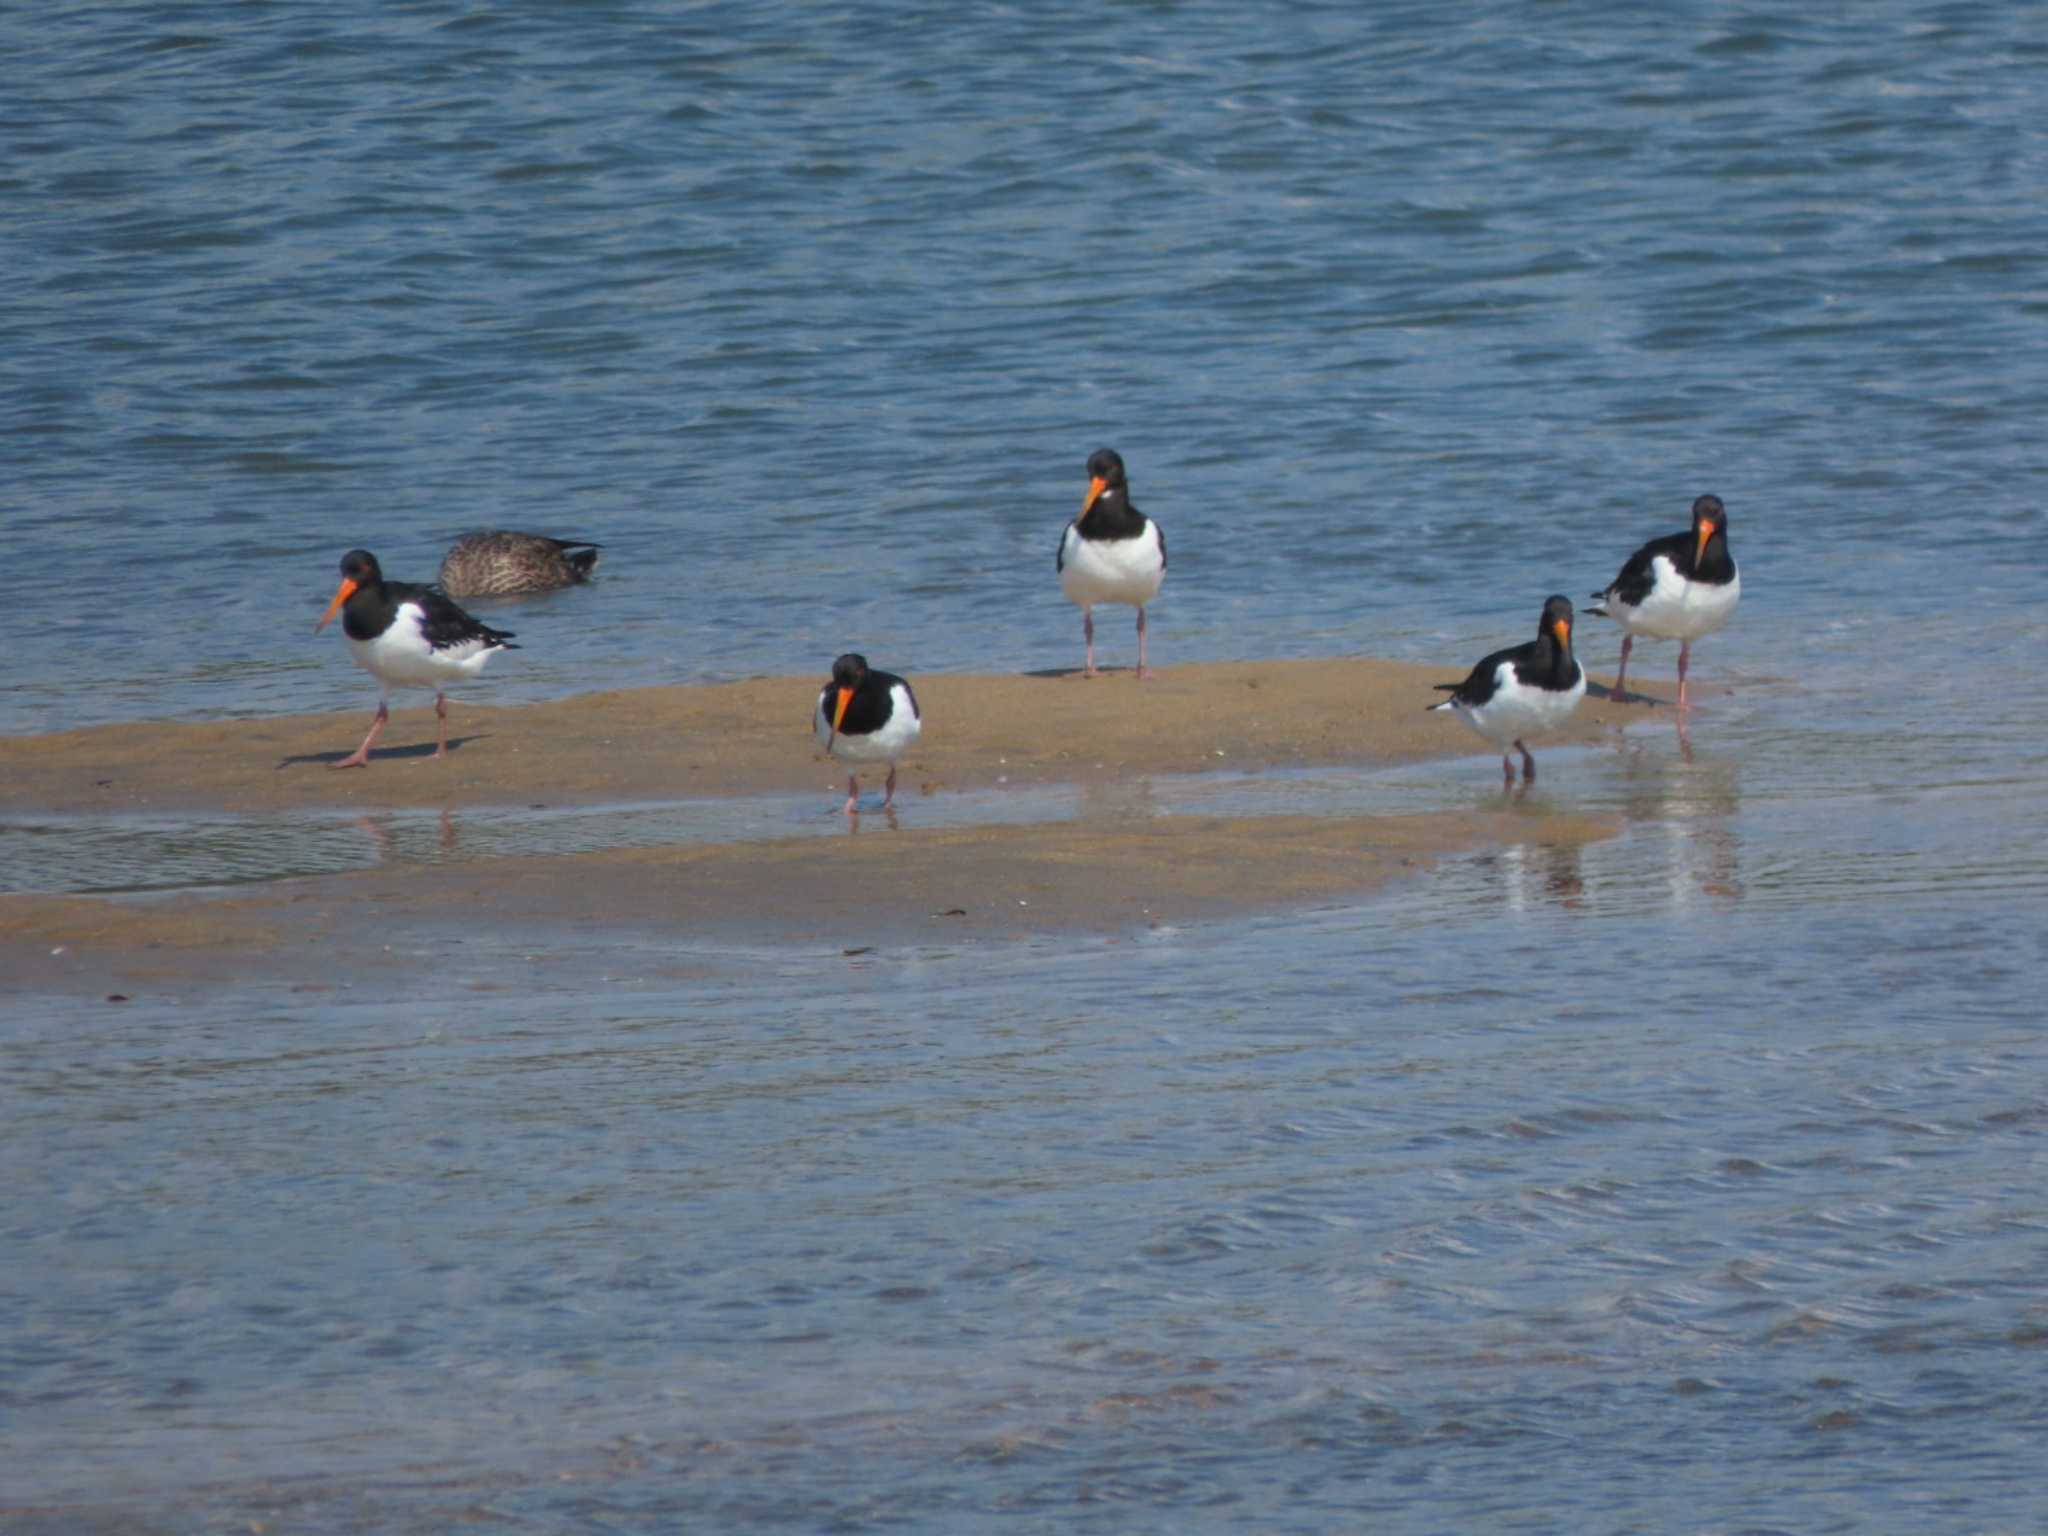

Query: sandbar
2,659,1661,990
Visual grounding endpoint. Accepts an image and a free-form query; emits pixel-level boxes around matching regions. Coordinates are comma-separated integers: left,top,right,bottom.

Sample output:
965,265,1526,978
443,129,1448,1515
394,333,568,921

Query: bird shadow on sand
275,735,490,770
1587,681,1664,706
1021,665,1146,680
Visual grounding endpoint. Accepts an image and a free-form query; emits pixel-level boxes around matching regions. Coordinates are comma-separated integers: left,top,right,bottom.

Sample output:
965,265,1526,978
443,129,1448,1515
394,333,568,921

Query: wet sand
1,658,1656,815
2,659,1653,988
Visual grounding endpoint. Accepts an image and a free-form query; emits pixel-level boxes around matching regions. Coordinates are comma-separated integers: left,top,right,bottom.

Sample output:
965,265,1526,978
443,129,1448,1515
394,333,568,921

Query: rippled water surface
7,3,2048,1530
9,0,2045,733
9,753,2048,1531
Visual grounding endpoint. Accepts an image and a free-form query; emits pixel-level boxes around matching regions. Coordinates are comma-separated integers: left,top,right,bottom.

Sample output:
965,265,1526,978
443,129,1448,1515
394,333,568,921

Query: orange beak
827,685,853,747
1078,474,1108,524
1695,519,1716,569
1552,617,1571,647
315,576,358,634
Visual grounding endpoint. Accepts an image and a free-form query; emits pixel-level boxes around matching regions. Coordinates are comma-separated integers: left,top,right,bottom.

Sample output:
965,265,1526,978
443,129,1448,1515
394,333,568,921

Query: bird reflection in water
1479,837,1588,914
1465,725,1743,915
843,804,901,834
351,807,459,864
1608,734,1743,907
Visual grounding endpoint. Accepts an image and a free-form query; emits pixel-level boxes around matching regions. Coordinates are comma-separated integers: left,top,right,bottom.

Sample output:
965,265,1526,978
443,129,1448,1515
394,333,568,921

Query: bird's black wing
403,580,517,650
1433,640,1526,707
1598,530,1686,607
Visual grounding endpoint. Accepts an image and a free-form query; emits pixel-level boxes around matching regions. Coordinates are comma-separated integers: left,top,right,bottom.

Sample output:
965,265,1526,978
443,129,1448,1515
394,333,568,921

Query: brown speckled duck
438,532,602,597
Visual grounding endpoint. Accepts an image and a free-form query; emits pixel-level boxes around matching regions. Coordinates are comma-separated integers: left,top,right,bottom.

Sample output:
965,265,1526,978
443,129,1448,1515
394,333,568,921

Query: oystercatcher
1057,447,1167,679
1431,594,1587,783
315,549,517,769
438,531,602,598
814,653,922,815
1588,494,1740,710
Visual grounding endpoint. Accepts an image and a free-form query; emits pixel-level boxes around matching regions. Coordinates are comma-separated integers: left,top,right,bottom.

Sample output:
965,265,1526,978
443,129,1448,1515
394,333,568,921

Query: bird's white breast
815,683,923,763
1059,521,1165,608
1453,662,1587,748
350,603,500,689
1607,558,1741,641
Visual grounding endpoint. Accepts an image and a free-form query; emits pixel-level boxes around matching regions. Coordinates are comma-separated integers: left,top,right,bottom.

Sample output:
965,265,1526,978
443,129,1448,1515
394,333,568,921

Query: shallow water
9,624,2048,1529
9,891,2048,1530
8,2,2048,1530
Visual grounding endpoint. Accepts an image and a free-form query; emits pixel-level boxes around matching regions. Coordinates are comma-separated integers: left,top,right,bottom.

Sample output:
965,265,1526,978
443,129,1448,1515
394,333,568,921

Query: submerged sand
1,658,1660,988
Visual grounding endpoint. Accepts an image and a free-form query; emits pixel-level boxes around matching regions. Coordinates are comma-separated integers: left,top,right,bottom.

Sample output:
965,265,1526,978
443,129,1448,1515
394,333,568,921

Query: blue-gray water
7,3,2048,1530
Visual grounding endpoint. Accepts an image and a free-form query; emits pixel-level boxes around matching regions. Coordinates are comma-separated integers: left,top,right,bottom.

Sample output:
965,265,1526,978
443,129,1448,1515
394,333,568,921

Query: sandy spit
2,658,1654,990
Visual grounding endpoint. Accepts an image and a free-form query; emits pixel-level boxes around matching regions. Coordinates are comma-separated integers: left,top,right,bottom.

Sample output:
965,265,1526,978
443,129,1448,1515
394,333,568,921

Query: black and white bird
438,531,601,598
1431,594,1588,783
813,653,922,815
315,549,517,769
1057,447,1167,679
1587,494,1740,711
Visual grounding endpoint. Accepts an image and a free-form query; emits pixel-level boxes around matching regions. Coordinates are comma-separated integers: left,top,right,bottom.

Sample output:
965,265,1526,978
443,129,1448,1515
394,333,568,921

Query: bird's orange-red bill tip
1553,618,1571,645
830,685,854,738
314,577,357,633
1079,474,1108,520
1695,521,1715,566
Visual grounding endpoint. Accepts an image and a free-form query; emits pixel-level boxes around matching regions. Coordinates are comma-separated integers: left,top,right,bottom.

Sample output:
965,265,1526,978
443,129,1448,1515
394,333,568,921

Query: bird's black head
825,654,871,744
1085,447,1127,487
1080,448,1128,523
1539,593,1575,647
1690,494,1727,567
318,550,384,634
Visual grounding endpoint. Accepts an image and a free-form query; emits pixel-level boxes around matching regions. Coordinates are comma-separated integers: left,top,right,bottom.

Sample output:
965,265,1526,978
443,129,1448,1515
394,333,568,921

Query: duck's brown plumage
438,532,601,597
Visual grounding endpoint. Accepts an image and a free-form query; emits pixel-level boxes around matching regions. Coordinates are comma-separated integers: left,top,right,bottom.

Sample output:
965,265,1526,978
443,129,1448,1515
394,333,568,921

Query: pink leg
1135,606,1150,680
332,700,389,769
431,691,450,760
1082,608,1099,679
1612,633,1634,703
843,774,860,816
1517,740,1536,781
1501,752,1516,784
1676,641,1692,713
882,764,899,809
